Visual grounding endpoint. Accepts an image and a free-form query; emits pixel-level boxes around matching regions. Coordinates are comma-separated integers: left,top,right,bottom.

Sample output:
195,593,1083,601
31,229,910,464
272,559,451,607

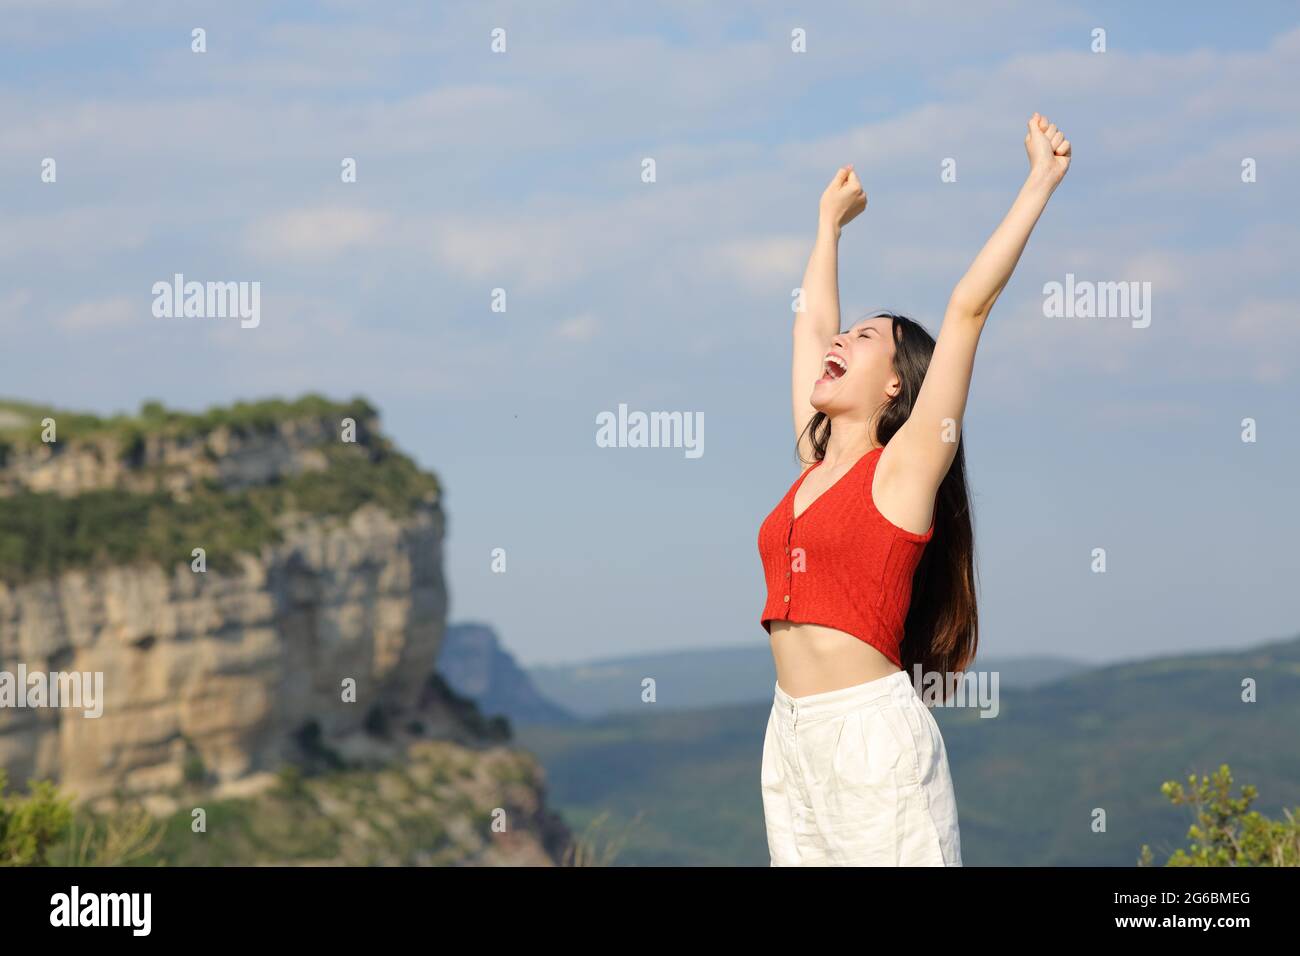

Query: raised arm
880,114,1071,506
793,165,866,466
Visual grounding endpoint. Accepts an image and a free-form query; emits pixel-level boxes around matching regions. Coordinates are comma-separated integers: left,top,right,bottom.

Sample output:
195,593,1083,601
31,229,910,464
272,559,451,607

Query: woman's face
809,316,899,417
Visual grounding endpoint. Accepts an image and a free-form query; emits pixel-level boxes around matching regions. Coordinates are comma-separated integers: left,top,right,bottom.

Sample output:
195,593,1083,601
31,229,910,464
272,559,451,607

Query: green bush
0,771,73,866
364,704,390,738
273,765,308,800
0,773,166,867
1140,764,1300,866
182,745,208,786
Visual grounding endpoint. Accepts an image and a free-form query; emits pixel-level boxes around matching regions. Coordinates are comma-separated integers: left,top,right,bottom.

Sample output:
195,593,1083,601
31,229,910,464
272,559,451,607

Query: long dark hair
797,310,978,685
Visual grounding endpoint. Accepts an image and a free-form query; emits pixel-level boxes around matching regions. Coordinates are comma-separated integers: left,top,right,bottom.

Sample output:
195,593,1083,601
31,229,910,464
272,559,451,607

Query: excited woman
757,113,1071,866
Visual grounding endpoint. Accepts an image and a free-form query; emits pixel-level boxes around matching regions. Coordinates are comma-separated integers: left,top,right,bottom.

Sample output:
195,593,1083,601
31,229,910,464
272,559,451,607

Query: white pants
761,669,963,866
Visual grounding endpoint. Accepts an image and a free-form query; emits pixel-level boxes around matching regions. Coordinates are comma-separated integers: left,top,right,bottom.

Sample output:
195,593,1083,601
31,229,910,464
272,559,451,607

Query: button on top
783,594,789,602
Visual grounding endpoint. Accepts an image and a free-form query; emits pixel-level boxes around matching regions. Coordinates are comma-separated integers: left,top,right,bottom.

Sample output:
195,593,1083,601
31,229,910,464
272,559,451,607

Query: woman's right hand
819,165,867,230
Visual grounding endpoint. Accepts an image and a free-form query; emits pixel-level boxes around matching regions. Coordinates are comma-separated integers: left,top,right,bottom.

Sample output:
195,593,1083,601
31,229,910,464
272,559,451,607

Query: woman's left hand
1025,112,1070,186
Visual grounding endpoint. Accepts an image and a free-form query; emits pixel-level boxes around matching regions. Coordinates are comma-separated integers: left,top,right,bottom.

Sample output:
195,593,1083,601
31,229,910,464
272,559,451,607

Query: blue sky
2,1,1297,667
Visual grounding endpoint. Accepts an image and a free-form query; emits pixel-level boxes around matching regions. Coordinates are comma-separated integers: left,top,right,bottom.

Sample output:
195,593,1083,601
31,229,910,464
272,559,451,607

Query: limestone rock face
0,501,447,802
0,417,352,499
0,399,576,866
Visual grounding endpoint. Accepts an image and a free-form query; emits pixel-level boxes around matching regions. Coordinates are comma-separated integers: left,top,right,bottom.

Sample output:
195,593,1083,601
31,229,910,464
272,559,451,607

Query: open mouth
818,353,848,383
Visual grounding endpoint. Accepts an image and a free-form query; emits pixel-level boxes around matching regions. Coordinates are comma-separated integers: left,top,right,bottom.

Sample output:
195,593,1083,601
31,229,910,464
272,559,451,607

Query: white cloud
0,5,1295,408
55,296,136,331
424,200,652,289
712,235,808,292
0,206,153,261
555,314,599,341
242,206,388,261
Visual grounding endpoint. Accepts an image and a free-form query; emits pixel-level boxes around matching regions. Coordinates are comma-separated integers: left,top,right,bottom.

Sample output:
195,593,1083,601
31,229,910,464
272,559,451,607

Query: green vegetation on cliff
1,743,568,867
6,759,1293,867
0,395,439,582
0,393,378,452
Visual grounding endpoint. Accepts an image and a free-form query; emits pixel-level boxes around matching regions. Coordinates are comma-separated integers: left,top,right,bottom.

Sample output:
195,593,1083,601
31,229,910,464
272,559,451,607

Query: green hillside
517,634,1300,865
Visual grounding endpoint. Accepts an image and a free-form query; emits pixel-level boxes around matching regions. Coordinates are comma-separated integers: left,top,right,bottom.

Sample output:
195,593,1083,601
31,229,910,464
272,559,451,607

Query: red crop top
757,444,934,668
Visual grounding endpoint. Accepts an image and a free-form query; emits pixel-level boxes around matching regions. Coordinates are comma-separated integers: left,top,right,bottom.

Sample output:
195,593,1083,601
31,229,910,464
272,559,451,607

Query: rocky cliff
0,396,571,865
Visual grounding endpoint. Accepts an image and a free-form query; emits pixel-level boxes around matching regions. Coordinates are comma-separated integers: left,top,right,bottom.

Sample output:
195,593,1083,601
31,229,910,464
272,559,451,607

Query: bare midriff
768,620,901,697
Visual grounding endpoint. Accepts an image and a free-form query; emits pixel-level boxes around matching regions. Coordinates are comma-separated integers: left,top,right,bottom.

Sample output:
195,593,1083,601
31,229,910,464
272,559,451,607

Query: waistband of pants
773,670,916,724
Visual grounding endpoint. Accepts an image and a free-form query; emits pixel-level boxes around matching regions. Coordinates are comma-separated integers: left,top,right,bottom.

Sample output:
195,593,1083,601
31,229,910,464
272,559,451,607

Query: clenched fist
1025,112,1071,186
820,164,867,230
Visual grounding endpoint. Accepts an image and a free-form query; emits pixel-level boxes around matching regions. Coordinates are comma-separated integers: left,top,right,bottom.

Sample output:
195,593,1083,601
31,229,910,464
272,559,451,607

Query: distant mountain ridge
525,644,1091,719
438,622,578,727
515,632,1300,865
430,628,1092,726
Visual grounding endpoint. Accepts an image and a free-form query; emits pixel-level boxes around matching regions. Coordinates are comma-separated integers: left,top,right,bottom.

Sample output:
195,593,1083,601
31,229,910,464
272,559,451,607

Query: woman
757,113,1071,866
